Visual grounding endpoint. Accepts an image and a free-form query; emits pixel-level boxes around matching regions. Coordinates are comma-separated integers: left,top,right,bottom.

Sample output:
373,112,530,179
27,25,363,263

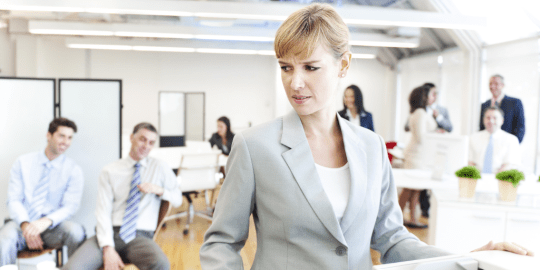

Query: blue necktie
482,135,494,173
119,163,142,243
29,162,52,222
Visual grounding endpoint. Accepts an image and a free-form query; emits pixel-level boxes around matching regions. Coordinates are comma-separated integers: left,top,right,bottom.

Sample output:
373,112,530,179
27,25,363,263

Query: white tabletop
392,168,540,195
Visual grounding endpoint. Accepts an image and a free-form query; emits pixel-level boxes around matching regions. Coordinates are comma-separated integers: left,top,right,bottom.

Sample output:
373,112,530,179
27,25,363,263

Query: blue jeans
0,220,86,266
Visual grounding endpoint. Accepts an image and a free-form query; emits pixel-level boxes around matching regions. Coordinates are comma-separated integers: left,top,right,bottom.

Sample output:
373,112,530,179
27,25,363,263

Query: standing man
480,75,525,143
63,123,182,270
0,118,86,266
470,107,521,173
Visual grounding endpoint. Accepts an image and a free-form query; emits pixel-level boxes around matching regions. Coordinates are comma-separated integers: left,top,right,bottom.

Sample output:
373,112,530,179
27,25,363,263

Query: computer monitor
422,133,469,179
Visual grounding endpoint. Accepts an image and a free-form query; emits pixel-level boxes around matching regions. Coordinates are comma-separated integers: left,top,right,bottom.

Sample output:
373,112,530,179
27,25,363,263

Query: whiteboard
0,78,55,221
60,79,121,236
159,92,185,136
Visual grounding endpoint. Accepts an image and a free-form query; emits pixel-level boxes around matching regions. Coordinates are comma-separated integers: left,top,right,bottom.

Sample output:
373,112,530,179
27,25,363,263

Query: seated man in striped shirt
63,123,183,270
0,118,86,266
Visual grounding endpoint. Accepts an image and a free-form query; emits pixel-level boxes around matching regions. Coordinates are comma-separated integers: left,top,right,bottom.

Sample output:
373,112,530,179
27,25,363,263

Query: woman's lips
293,96,310,104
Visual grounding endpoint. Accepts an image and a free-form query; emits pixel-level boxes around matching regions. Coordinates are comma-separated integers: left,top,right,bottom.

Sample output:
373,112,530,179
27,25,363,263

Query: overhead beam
26,20,420,48
1,0,486,30
421,28,444,51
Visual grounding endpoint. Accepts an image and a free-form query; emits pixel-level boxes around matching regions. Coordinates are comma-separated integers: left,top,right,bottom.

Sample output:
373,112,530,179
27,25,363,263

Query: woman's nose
291,71,305,90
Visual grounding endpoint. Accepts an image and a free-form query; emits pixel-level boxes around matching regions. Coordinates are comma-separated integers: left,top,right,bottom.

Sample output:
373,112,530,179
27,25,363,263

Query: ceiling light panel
1,0,486,30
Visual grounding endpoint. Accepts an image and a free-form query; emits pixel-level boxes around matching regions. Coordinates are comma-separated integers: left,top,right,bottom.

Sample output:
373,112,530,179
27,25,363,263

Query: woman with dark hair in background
398,85,437,229
209,116,235,156
338,84,374,131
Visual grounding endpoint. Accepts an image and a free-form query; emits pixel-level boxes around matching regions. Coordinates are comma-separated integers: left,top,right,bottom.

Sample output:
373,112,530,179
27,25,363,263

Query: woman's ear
340,51,352,76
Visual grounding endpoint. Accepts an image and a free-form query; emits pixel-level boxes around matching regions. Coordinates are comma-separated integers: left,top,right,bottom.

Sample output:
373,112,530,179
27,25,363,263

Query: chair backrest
177,151,221,192
385,141,398,163
153,200,171,241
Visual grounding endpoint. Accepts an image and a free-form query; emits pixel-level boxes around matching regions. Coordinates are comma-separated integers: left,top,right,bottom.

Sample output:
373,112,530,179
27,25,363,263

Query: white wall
334,58,396,141
0,29,15,76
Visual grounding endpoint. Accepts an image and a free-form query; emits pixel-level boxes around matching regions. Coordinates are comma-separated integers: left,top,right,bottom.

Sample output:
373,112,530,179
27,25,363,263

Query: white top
95,156,183,248
469,129,521,173
403,109,438,169
315,162,351,222
345,109,366,126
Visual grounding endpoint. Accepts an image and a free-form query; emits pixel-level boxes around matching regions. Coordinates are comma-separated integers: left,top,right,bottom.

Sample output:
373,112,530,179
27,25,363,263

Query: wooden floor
155,192,429,270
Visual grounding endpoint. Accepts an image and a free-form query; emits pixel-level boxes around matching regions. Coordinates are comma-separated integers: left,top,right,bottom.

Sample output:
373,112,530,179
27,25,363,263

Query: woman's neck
299,109,339,139
348,107,358,118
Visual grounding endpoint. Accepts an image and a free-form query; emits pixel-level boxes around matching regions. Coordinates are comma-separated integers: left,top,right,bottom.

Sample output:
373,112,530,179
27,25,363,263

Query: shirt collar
491,94,505,106
346,109,365,118
126,155,148,168
39,151,64,169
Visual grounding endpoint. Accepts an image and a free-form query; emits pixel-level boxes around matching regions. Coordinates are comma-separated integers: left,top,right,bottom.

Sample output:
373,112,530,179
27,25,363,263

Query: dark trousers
61,227,169,270
419,189,430,217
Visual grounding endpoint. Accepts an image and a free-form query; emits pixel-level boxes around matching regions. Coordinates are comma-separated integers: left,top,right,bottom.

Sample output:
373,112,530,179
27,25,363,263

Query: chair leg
183,203,194,235
56,246,63,267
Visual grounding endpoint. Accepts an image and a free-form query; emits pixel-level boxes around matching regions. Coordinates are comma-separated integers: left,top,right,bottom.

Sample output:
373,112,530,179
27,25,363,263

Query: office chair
1,217,64,268
164,151,221,235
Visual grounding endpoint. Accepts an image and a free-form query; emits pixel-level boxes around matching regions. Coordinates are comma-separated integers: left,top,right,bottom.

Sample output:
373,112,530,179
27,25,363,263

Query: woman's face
343,88,356,111
217,121,227,137
427,87,437,106
278,44,350,117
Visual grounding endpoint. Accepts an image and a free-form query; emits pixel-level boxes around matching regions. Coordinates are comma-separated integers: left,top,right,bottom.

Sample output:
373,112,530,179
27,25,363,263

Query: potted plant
455,166,481,198
496,169,525,202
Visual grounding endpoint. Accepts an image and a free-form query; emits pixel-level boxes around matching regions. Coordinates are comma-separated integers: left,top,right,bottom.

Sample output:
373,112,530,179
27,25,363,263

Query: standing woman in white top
200,4,533,270
399,85,438,228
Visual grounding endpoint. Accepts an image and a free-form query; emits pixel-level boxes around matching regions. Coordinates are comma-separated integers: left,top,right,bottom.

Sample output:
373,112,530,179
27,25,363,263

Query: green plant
496,169,525,188
455,166,481,179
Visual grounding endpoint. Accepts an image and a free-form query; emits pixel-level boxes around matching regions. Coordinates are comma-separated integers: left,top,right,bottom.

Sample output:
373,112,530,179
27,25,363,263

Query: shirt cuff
435,114,444,122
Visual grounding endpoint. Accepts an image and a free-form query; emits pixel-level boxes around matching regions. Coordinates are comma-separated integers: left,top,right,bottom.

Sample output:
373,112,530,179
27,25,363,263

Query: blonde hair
274,3,350,60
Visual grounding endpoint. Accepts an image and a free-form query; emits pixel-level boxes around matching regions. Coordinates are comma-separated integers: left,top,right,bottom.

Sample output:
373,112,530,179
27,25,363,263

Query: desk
148,147,227,170
392,169,540,195
429,189,540,254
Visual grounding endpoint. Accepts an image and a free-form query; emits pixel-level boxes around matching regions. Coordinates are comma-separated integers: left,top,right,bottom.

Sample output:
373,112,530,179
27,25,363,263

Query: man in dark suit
480,74,525,143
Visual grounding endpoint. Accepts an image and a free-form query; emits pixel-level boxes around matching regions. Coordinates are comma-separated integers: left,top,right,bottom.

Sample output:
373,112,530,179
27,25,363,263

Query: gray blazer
200,111,450,269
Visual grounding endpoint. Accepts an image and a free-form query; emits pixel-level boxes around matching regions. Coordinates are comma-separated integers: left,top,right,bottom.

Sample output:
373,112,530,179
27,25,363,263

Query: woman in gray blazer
200,4,533,270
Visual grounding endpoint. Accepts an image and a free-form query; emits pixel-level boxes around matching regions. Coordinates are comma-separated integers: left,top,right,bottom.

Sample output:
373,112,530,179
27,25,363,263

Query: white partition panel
159,91,185,147
0,78,55,221
60,79,121,236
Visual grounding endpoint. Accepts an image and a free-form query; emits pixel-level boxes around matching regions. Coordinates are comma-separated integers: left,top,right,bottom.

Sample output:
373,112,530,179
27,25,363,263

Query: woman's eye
280,66,291,71
306,66,320,71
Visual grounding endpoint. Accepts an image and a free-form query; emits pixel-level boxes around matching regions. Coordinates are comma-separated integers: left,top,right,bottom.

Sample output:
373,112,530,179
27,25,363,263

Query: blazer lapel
281,111,347,245
337,115,368,235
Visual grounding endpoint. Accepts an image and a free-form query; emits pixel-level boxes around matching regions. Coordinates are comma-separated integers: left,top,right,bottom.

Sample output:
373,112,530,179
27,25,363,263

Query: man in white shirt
469,107,521,173
63,123,183,270
0,118,85,266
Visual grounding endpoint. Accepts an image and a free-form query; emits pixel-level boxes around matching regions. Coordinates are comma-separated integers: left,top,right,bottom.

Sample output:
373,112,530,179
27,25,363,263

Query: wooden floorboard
155,192,429,269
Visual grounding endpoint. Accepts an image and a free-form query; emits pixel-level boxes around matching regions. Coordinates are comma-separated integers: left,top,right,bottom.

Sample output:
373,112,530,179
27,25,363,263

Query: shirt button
335,246,347,256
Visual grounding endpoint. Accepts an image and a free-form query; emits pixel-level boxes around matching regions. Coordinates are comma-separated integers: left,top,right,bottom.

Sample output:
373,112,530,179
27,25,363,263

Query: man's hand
468,161,477,167
138,183,164,196
20,218,51,250
433,109,439,118
103,246,125,270
472,241,534,256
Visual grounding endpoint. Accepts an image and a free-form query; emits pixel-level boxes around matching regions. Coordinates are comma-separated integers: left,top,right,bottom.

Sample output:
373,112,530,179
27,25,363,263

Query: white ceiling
5,0,534,67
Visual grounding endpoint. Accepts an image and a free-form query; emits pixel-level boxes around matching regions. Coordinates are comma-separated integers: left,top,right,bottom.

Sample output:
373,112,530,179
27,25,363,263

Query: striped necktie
482,135,494,174
119,163,142,243
29,162,52,222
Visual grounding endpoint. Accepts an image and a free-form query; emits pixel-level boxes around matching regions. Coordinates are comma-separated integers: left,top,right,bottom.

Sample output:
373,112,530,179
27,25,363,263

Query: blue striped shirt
7,151,84,227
